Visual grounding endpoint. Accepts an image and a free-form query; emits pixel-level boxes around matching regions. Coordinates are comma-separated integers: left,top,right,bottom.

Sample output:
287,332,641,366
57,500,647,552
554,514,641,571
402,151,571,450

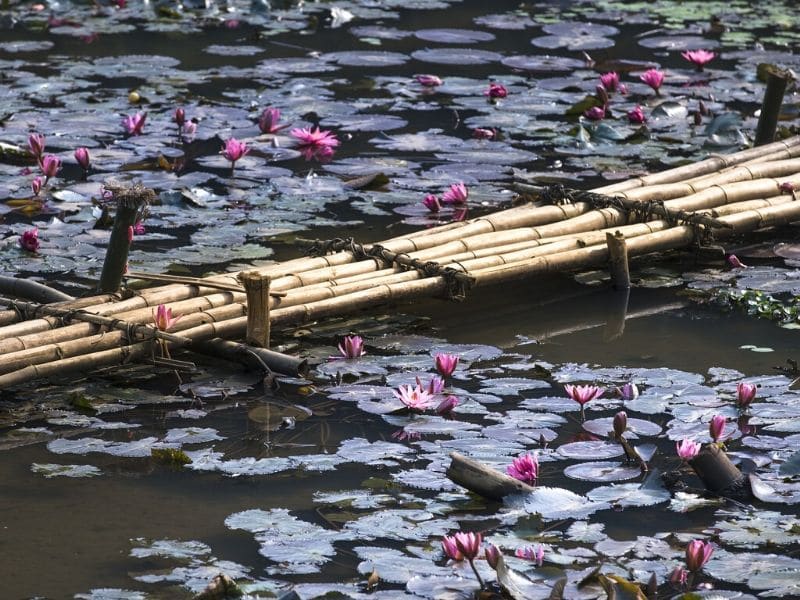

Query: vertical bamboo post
688,444,745,494
606,231,630,290
754,66,792,147
238,271,271,348
97,184,153,293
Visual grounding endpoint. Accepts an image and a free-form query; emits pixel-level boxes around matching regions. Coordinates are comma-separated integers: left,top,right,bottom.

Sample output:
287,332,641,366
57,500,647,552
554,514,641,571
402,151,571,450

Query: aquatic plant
41,155,61,184
337,335,365,359
435,395,459,415
708,414,727,443
640,68,665,95
627,105,646,124
584,106,605,120
74,147,90,172
393,384,436,412
483,82,508,99
221,138,249,174
31,176,42,196
122,112,147,136
682,49,716,70
441,183,468,205
19,228,40,253
434,353,459,377
422,193,441,212
612,411,628,437
676,439,700,460
515,544,544,566
290,126,340,162
153,304,180,332
506,452,539,484
258,107,283,134
685,539,714,572
736,382,757,409
726,254,747,268
564,383,604,421
415,74,442,87
28,133,45,160
472,127,495,140
442,531,484,588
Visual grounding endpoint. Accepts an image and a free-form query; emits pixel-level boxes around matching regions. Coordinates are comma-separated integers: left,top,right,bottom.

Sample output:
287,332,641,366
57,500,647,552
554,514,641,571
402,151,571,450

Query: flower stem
467,559,484,590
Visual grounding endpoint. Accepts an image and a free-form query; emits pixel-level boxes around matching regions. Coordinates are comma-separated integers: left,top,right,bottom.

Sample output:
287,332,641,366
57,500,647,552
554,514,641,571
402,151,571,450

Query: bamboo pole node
606,231,631,290
238,271,271,348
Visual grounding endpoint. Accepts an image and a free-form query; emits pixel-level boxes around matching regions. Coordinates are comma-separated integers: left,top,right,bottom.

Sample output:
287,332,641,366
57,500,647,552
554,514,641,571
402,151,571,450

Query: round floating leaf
323,50,409,67
557,441,623,460
564,461,642,482
415,29,496,44
587,482,670,507
411,48,503,65
638,35,720,50
517,486,610,520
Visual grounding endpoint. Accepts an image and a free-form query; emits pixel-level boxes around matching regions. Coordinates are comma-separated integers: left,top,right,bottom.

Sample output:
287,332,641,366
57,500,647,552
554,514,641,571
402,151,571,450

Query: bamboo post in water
754,66,793,147
606,231,631,290
98,184,154,293
239,271,271,348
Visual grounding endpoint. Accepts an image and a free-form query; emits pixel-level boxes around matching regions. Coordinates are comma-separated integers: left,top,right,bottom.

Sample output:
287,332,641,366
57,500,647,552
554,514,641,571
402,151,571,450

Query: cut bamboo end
446,451,535,500
239,271,271,349
606,231,631,290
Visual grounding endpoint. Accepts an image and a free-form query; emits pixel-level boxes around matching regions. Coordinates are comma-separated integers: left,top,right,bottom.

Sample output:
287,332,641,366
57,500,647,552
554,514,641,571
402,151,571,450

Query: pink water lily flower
393,384,436,412
153,304,180,332
434,352,459,377
28,133,45,159
416,74,442,87
74,147,90,171
40,155,61,182
484,544,501,569
174,107,186,128
291,126,340,150
640,68,665,94
423,193,441,213
473,127,495,140
682,49,716,71
441,535,464,561
338,335,365,359
19,228,40,252
453,531,482,560
676,438,701,461
515,545,544,566
628,105,646,124
685,539,714,572
709,414,727,443
31,176,43,196
726,254,747,268
258,107,284,134
436,395,459,415
484,82,508,99
122,112,147,136
736,382,757,409
583,106,605,120
416,375,445,395
506,452,538,484
599,71,620,92
222,138,249,163
441,183,468,205
565,384,604,420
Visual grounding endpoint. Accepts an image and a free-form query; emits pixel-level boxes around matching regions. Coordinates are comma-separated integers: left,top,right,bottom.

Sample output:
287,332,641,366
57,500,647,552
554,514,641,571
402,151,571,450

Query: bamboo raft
2,136,800,389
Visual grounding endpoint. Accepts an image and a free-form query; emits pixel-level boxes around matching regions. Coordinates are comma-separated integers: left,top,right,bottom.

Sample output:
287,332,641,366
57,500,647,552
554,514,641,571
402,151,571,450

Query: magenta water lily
152,304,180,332
443,531,485,588
40,155,61,184
515,545,544,566
393,384,436,412
19,228,40,253
564,383,604,421
122,112,147,136
613,411,628,438
28,133,45,159
258,107,283,134
222,138,249,173
441,183,468,205
436,395,459,415
290,126,339,162
627,105,646,124
736,382,756,409
434,353,459,377
682,49,716,71
31,176,42,196
726,254,747,268
337,335,365,359
640,68,665,95
416,74,442,87
685,539,714,572
584,106,605,121
422,193,441,213
709,414,727,443
676,438,700,460
74,147,90,172
506,452,538,484
484,82,508,99
473,127,495,140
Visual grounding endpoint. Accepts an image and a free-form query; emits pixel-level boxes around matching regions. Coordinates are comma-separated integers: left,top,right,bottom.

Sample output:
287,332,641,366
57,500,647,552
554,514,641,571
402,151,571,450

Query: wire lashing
539,183,730,245
305,237,475,301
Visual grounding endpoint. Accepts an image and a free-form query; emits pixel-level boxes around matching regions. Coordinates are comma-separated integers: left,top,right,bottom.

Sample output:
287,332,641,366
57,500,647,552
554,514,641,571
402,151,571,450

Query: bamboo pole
239,272,271,348
755,66,792,147
606,232,630,290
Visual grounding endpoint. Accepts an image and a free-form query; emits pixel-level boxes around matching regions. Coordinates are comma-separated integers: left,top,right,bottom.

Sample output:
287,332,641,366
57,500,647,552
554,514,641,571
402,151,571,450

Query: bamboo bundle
1,137,800,387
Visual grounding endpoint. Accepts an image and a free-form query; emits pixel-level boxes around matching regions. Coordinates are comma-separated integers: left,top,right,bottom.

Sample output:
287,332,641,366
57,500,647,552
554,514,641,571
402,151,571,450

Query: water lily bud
613,411,627,437
693,111,703,126
484,544,501,570
595,84,609,106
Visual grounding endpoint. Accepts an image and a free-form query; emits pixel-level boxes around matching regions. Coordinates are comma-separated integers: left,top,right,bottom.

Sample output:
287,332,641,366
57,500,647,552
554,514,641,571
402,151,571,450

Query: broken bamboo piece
754,66,793,147
688,444,747,496
606,232,631,290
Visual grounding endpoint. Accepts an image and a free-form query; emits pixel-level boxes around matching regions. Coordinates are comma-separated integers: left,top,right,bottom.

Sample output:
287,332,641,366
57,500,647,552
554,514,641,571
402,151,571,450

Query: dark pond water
1,0,800,598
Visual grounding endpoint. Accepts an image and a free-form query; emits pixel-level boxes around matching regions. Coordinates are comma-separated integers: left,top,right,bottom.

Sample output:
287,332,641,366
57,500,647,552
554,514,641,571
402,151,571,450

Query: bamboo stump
688,444,747,496
446,452,535,501
754,66,793,147
239,271,271,348
606,231,630,290
98,184,154,293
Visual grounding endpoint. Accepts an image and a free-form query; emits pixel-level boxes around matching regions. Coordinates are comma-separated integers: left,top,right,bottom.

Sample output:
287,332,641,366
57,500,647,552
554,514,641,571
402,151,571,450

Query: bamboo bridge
2,136,800,389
